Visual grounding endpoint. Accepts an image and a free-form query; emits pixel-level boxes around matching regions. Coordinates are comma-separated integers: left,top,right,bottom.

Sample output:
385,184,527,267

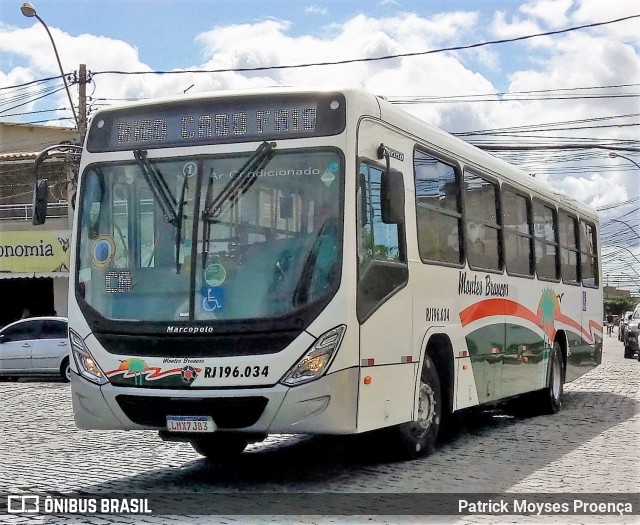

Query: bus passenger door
356,158,414,432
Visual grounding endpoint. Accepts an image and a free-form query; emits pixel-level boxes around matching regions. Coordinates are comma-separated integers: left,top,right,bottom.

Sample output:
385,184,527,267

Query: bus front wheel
191,434,248,461
396,354,441,459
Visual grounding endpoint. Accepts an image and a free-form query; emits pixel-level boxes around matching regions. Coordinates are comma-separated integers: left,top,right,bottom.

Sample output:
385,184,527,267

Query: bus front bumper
70,367,359,435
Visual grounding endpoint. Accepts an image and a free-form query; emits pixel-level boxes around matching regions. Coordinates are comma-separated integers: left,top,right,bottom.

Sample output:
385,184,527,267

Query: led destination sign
87,93,346,152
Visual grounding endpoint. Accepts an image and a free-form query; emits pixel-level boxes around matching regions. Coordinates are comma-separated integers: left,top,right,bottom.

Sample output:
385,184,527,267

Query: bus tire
395,354,441,459
191,434,248,461
538,342,564,415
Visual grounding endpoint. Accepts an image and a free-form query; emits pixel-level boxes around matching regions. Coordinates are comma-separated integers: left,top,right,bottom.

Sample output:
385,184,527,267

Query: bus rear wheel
537,341,565,415
395,354,441,459
191,434,249,461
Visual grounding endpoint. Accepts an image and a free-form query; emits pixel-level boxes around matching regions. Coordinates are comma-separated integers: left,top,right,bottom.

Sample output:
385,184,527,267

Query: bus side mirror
32,179,49,225
377,144,405,224
381,169,404,224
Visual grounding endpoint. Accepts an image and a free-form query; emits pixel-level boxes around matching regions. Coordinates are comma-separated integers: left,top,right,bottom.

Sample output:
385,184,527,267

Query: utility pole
77,64,87,142
65,63,87,225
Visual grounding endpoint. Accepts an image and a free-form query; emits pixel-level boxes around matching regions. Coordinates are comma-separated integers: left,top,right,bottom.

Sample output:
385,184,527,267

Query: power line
391,83,640,100
0,85,68,115
393,93,640,103
88,14,640,77
596,198,640,211
0,74,67,92
0,108,67,118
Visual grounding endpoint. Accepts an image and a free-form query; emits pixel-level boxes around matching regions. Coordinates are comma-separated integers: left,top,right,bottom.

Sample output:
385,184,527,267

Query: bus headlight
69,329,108,385
281,325,346,386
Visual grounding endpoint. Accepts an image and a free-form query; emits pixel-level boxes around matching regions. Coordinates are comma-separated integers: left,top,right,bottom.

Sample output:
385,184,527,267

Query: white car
0,317,70,381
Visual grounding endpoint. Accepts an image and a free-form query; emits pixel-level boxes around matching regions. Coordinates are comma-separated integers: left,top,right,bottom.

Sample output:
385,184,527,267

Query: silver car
0,317,70,381
620,310,634,344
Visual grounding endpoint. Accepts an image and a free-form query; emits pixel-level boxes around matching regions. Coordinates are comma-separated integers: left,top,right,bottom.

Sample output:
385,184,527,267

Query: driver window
357,161,407,321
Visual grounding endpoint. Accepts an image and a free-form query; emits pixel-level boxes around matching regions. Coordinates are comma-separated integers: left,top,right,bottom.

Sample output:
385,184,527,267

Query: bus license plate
166,415,215,433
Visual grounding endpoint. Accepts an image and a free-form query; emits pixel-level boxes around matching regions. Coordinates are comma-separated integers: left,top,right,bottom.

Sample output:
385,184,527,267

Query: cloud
1,7,638,212
553,172,629,209
519,0,574,28
491,11,544,39
305,6,328,16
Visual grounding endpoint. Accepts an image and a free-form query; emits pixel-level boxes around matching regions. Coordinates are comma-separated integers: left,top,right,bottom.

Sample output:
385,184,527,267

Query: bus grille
115,395,269,429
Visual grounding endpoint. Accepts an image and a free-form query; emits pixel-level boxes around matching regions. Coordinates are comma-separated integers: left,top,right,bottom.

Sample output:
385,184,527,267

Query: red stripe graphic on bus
105,357,202,382
459,291,602,344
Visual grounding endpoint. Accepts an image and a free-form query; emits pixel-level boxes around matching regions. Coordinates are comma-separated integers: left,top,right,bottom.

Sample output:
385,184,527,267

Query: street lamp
20,2,78,128
609,151,640,170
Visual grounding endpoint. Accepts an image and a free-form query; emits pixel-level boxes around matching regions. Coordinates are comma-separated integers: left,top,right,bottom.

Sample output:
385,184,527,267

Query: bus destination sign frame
87,92,347,152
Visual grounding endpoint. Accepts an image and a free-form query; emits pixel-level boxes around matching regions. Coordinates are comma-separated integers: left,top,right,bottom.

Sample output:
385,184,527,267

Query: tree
604,296,638,315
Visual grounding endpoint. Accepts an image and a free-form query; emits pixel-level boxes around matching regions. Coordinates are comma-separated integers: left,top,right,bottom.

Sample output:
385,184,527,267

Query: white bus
35,88,602,459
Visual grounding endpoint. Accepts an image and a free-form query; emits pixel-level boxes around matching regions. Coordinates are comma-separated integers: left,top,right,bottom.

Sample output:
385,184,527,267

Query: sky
1,0,639,292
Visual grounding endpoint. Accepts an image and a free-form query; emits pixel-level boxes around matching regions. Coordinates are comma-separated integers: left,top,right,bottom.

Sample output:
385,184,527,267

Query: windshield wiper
133,149,178,225
202,141,275,222
201,141,275,267
175,174,190,273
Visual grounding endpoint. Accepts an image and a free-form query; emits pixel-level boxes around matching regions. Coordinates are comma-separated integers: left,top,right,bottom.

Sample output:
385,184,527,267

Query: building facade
0,123,76,326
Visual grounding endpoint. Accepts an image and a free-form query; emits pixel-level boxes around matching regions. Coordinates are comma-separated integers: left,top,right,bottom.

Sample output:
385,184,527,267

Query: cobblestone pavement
0,333,638,525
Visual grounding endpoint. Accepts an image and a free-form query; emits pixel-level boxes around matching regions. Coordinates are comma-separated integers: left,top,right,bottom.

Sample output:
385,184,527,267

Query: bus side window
533,200,559,280
579,220,599,287
559,212,579,284
413,149,463,264
463,169,501,271
503,188,533,276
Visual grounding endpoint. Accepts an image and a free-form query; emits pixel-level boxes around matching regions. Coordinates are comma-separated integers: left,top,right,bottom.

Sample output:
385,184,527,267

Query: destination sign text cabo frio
87,93,346,152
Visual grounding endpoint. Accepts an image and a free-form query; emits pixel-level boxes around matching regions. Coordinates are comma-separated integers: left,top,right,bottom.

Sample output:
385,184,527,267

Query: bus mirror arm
377,143,405,225
31,144,82,225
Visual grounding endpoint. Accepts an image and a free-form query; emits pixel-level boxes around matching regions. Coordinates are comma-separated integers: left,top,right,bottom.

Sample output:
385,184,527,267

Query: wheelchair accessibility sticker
200,286,225,312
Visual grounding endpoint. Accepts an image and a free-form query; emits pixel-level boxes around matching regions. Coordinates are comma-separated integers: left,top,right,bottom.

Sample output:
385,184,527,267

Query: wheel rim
412,381,436,438
65,364,71,381
551,353,562,400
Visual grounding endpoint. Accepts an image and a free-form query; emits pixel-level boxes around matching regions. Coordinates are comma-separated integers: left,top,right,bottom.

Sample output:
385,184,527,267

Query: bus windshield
76,148,343,323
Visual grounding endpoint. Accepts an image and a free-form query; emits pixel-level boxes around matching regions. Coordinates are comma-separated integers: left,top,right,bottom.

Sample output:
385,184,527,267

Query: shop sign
0,230,70,273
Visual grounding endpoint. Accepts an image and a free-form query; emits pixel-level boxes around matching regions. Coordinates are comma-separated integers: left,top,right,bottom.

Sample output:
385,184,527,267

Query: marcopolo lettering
166,326,214,334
